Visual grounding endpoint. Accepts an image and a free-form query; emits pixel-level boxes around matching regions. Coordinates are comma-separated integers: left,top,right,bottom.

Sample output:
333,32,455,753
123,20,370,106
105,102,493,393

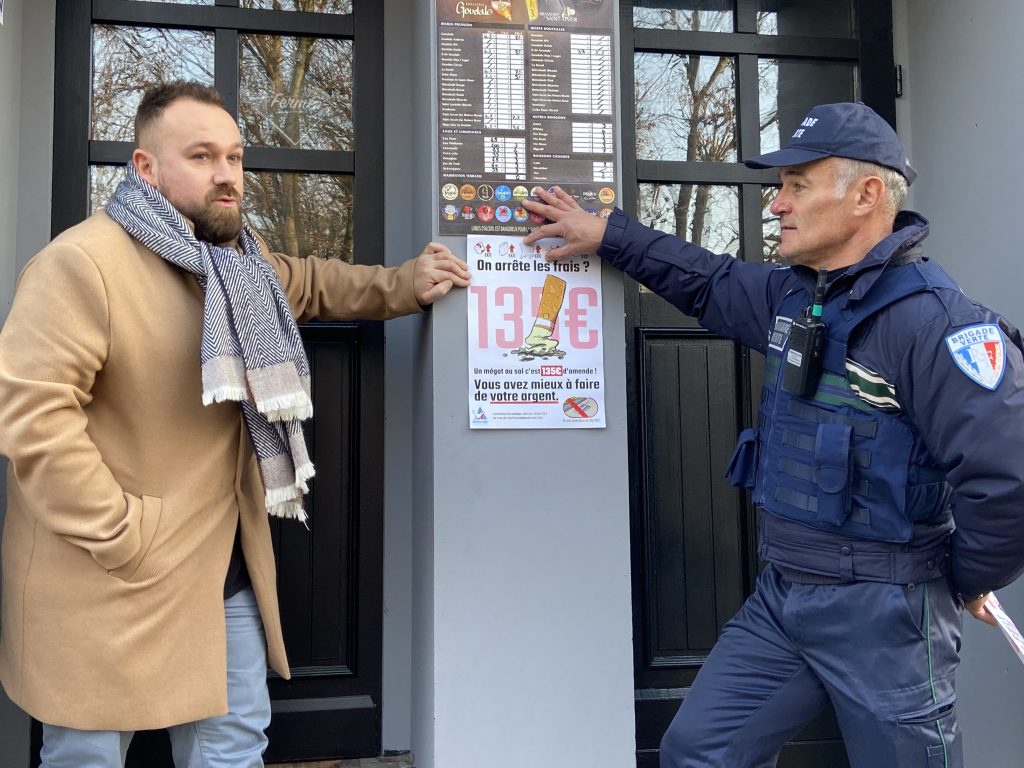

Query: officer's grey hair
833,158,907,216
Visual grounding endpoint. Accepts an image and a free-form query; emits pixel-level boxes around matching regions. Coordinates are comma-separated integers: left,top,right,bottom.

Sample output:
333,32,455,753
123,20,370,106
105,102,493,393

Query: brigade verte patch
945,323,1006,390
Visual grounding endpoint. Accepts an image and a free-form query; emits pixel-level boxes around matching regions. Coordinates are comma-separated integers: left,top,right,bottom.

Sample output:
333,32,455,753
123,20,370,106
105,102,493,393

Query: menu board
437,0,618,235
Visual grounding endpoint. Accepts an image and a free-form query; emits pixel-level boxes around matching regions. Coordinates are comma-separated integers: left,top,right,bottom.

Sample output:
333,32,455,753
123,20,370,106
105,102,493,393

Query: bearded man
0,80,469,768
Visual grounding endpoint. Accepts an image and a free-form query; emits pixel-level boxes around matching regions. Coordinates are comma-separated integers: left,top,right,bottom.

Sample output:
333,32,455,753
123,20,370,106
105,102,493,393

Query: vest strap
773,487,871,522
776,457,872,496
782,431,872,467
787,400,878,438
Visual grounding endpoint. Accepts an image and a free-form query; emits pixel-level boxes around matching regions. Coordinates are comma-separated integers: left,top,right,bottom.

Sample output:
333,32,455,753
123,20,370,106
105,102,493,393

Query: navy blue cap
744,102,916,184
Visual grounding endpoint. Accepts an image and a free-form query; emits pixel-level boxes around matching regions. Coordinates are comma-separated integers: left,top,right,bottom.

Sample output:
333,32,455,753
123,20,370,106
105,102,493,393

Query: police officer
522,102,1024,768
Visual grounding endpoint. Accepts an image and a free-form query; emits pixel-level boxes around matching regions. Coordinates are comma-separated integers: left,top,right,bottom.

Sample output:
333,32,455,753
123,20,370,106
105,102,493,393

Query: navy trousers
660,565,963,768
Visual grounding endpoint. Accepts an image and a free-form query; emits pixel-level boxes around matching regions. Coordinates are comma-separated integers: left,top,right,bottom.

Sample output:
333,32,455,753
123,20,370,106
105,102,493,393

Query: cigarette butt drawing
514,275,568,361
536,274,566,325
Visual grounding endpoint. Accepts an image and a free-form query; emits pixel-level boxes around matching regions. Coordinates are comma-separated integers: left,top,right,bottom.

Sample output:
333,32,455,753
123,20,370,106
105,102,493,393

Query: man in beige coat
0,81,469,767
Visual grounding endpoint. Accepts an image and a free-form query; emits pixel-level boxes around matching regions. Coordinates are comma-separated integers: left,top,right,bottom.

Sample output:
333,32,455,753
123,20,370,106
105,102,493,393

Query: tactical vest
727,260,956,544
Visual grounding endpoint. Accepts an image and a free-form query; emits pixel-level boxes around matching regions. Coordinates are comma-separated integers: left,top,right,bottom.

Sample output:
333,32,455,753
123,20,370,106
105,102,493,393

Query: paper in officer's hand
985,593,1024,666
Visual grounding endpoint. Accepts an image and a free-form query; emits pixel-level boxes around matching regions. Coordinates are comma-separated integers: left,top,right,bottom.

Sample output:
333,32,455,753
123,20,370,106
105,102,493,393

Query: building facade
0,1,1022,766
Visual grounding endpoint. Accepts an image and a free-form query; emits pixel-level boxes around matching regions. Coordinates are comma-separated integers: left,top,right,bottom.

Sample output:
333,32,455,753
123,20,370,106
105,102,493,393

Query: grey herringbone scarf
106,164,313,523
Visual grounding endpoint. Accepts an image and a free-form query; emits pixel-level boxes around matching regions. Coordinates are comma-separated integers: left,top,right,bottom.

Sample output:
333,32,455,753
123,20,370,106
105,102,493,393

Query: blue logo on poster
496,205,513,222
513,206,529,223
495,184,512,202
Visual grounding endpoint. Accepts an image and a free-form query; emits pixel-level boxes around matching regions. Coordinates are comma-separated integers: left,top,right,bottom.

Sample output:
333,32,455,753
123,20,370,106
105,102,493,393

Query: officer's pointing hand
522,186,607,262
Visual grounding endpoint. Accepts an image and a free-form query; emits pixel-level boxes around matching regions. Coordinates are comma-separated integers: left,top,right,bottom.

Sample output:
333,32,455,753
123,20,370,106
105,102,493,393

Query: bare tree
239,25,355,261
633,11,737,254
632,9,789,262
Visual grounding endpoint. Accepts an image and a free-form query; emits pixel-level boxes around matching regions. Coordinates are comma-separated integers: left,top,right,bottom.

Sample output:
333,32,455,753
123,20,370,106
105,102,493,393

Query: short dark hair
134,80,227,146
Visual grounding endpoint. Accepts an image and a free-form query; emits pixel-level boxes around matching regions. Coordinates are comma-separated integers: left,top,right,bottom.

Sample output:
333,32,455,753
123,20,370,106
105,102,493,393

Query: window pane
637,183,739,256
633,1,733,32
89,165,127,215
240,0,352,12
762,185,781,264
759,59,856,154
124,0,213,4
91,25,214,142
635,53,736,162
756,0,854,37
245,172,354,262
239,35,353,151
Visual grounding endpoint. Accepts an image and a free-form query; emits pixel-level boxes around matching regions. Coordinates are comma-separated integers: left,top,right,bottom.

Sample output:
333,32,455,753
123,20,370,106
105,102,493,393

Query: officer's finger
522,197,562,221
523,221,564,245
549,186,581,209
543,243,580,262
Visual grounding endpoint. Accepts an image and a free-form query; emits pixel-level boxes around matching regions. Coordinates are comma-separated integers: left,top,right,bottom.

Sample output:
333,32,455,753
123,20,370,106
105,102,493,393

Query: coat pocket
109,494,162,583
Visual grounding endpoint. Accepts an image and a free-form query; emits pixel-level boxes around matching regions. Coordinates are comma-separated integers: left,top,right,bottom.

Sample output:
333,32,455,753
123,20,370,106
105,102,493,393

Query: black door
38,1,387,764
620,2,897,765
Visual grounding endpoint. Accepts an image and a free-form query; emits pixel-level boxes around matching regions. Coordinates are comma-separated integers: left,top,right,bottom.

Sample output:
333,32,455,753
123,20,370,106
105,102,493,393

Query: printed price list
486,135,527,179
570,34,612,115
482,31,526,130
436,1,618,234
572,122,613,154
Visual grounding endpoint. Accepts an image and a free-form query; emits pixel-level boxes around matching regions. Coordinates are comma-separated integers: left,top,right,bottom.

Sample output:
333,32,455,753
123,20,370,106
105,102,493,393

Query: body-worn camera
782,269,828,397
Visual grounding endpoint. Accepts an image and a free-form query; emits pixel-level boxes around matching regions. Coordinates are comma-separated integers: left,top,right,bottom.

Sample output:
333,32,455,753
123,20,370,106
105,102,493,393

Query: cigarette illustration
513,275,568,361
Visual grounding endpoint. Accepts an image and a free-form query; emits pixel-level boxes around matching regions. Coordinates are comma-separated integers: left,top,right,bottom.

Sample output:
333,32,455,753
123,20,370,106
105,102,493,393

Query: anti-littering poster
467,235,605,429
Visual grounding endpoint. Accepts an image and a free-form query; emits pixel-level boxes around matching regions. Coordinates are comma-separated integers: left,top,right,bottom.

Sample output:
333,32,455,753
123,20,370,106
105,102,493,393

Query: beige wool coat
0,210,422,730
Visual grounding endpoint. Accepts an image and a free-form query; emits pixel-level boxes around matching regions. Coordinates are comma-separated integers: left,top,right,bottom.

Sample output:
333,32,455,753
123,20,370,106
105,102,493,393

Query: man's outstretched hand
522,186,608,262
414,242,471,305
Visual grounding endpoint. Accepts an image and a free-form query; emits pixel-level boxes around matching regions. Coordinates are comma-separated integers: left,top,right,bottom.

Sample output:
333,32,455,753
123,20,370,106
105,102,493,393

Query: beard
169,184,244,246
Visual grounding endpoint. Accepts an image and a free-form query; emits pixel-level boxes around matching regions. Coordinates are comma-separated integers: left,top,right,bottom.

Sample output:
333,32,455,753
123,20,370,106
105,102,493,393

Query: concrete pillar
405,2,636,766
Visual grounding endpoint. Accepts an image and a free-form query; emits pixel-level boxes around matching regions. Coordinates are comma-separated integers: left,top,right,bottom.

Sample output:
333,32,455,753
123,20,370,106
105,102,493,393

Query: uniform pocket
896,695,955,725
927,744,947,768
814,423,852,526
109,494,162,583
896,697,955,768
725,428,758,489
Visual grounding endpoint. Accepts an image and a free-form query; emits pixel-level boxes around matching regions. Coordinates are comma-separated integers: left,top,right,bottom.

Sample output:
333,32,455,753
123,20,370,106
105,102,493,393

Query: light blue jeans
40,588,271,768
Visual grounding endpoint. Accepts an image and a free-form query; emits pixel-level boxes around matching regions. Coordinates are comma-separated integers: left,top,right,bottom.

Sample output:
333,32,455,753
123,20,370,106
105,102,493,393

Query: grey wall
895,1,1024,765
0,0,56,758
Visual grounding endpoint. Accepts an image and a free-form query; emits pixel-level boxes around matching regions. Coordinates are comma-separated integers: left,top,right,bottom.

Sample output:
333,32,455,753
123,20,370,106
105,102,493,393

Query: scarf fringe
267,500,309,525
202,385,250,406
295,461,315,492
257,393,314,422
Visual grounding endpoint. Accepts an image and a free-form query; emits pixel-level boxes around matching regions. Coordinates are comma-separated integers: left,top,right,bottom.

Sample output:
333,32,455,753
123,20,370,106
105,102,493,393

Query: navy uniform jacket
598,208,1024,597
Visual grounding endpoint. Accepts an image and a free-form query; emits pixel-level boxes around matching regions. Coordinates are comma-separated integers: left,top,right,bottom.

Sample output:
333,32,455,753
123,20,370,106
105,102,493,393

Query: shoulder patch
945,323,1005,390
